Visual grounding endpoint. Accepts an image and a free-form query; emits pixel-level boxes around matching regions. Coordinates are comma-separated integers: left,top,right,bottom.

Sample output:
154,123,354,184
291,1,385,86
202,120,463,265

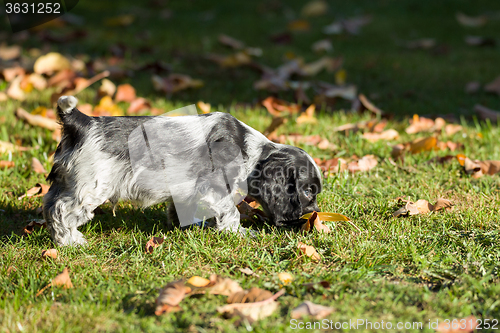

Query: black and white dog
44,96,322,246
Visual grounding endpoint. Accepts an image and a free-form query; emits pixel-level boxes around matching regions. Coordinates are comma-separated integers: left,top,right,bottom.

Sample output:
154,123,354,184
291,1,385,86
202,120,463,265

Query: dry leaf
393,198,453,217
28,73,47,90
98,79,116,97
186,276,211,288
115,84,136,102
0,43,21,61
291,301,334,319
31,157,47,174
288,20,310,31
2,66,25,82
277,272,294,285
456,12,487,27
433,198,454,212
145,236,164,253
465,81,481,94
239,267,259,277
436,315,477,333
296,104,317,124
104,14,135,27
465,35,496,47
262,97,300,117
152,74,204,94
94,96,123,116
15,107,60,131
18,183,50,200
409,137,437,154
405,38,436,49
7,75,26,101
42,249,58,259
0,161,15,169
227,287,273,304
197,101,211,114
218,34,245,49
218,289,284,321
23,219,47,234
127,98,151,114
301,57,339,76
208,52,253,68
314,157,347,174
263,116,287,139
348,155,378,172
312,39,333,53
301,0,328,17
362,129,399,142
297,242,320,261
406,114,436,134
484,76,500,96
445,124,463,135
34,52,71,74
51,267,73,288
0,140,30,154
208,274,244,296
155,280,189,315
301,211,330,233
358,94,383,115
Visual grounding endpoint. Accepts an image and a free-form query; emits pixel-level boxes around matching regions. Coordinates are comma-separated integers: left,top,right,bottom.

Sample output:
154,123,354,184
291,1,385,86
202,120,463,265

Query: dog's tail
56,95,94,128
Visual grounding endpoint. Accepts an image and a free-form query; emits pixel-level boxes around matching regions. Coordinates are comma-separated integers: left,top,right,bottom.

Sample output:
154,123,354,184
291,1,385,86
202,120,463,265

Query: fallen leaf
155,280,189,315
0,43,21,61
152,74,204,94
314,157,347,174
474,104,500,122
0,161,15,168
324,16,372,35
207,51,253,68
28,73,47,90
301,211,330,233
127,98,151,114
317,84,357,101
393,198,453,217
227,287,273,304
197,101,211,114
348,154,378,172
445,124,463,135
297,242,320,261
465,35,496,47
6,75,26,101
42,249,58,259
34,52,71,75
218,289,284,322
218,34,245,49
115,84,136,102
18,183,50,200
312,39,333,53
288,20,310,31
300,212,349,221
2,66,25,82
406,114,436,134
456,12,487,27
51,267,73,288
239,267,259,277
23,219,47,234
484,76,500,96
31,157,47,174
436,315,477,333
362,129,399,142
405,38,436,50
98,79,116,97
186,276,211,288
263,116,287,139
301,57,339,76
296,104,317,124
15,107,60,131
433,198,454,212
145,236,164,253
262,97,300,117
301,0,328,17
277,272,294,285
409,137,437,154
207,274,244,296
291,301,334,319
47,69,76,89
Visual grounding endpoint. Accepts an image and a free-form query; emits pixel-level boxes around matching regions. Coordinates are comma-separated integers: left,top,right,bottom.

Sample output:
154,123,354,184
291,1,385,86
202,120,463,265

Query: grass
1,0,500,332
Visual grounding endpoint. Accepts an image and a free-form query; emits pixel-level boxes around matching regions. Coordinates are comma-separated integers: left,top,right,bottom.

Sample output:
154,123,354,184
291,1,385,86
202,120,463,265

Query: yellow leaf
277,272,294,285
187,276,211,288
300,212,349,221
34,52,71,75
288,20,310,31
335,69,346,85
31,106,47,117
409,137,437,154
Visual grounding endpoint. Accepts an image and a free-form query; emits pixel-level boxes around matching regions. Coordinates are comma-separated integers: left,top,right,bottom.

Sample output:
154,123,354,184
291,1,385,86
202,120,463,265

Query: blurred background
1,0,500,117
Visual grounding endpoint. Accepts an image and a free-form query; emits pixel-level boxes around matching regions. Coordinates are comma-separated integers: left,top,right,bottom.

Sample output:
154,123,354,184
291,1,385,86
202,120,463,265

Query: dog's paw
238,227,258,239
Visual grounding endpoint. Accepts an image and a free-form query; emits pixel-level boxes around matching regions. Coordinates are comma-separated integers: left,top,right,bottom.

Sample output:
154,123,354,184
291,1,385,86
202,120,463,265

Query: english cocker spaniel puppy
43,96,322,246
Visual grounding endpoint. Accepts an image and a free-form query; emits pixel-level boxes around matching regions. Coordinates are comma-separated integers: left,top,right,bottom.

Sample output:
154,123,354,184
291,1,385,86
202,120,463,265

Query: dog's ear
248,157,302,225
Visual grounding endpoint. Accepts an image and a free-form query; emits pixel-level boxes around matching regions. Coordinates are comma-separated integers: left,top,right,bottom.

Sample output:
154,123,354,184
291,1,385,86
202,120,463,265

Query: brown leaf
42,249,58,259
301,211,330,233
456,12,487,27
218,289,284,321
0,160,15,169
98,78,116,97
239,267,259,277
296,104,317,124
115,84,136,102
445,124,463,136
262,97,300,117
18,183,50,200
405,114,436,134
155,280,190,315
314,157,347,174
47,69,77,88
145,236,164,253
186,276,211,288
15,107,60,131
362,129,399,142
465,35,496,47
227,287,273,304
208,274,244,296
218,34,245,50
298,242,321,261
409,137,437,154
465,81,481,94
291,301,334,319
263,116,287,139
152,74,203,94
436,315,477,333
433,198,454,212
2,66,25,82
197,101,211,114
34,52,71,75
348,155,378,172
475,104,500,122
127,98,151,114
23,219,47,235
0,43,21,61
51,267,73,289
301,57,339,76
31,157,47,174
415,199,434,214
484,76,500,96
7,75,26,101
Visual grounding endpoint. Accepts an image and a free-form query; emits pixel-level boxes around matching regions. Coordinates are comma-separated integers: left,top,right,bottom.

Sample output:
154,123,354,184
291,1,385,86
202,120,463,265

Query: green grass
1,0,500,332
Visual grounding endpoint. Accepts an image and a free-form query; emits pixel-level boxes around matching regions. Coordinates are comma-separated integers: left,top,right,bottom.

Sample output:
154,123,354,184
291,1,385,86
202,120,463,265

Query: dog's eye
304,189,312,197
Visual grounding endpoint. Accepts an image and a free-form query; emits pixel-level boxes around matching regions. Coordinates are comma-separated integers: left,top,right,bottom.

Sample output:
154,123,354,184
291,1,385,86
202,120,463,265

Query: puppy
43,96,322,246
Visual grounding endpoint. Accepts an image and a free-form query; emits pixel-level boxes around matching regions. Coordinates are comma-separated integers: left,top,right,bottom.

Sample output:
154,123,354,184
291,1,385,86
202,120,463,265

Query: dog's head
248,145,322,227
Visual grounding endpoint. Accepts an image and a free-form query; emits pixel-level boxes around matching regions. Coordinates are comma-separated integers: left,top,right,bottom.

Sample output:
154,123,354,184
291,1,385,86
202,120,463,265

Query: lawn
1,0,500,332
